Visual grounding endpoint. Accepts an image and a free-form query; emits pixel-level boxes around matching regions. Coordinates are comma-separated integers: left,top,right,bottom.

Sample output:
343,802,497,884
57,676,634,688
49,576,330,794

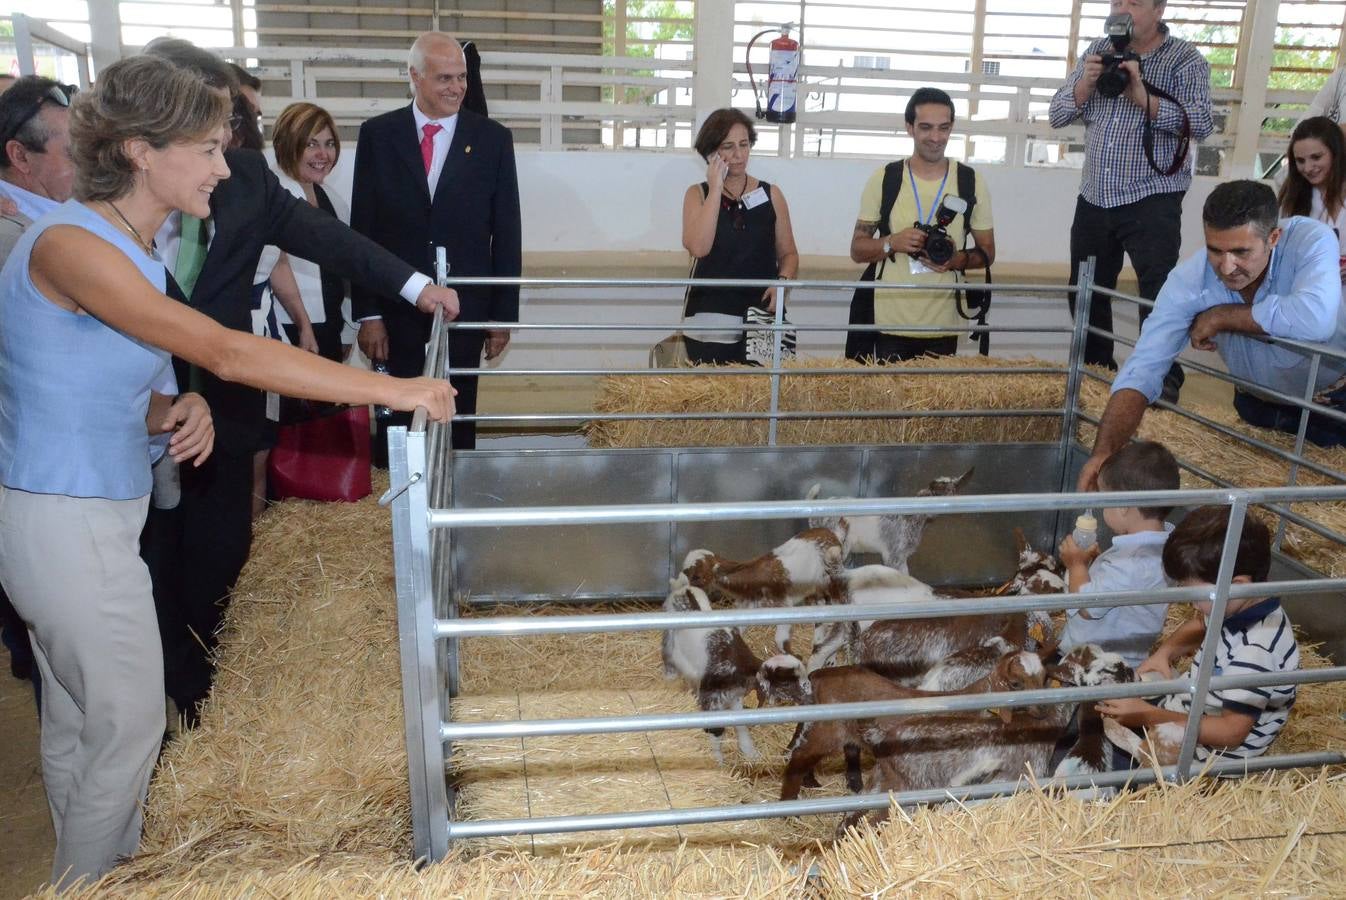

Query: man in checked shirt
1050,0,1214,403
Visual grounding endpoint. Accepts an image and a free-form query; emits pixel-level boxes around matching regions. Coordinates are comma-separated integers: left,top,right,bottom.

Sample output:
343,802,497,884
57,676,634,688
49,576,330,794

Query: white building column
87,0,123,75
693,1,735,130
1227,0,1280,177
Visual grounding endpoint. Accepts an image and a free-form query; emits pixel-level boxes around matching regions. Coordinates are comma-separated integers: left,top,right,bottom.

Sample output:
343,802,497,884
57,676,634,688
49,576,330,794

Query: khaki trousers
0,487,162,889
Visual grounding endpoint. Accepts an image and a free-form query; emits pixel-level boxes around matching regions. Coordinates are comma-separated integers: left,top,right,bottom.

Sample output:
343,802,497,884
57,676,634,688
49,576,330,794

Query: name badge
909,255,934,275
741,187,769,209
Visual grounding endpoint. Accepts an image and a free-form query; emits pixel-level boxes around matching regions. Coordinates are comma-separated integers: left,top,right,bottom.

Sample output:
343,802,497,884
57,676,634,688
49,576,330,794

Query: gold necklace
102,200,156,257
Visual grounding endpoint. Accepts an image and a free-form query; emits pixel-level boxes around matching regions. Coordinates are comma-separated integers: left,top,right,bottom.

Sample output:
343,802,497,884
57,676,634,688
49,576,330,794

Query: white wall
324,149,1225,264
319,149,1227,370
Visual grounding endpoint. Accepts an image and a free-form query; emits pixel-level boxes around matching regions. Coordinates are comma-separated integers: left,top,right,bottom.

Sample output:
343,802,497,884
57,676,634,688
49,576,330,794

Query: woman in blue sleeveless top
0,56,453,888
680,108,799,364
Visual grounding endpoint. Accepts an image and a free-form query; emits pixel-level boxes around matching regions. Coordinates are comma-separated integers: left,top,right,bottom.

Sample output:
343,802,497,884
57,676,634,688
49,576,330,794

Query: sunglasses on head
0,83,74,150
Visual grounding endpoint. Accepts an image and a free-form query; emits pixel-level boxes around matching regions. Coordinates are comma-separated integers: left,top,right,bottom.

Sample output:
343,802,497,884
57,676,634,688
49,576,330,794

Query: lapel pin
465,145,472,154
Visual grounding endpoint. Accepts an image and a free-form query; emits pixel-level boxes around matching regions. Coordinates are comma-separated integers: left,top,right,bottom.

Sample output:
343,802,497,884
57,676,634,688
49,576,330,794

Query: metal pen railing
387,266,1346,862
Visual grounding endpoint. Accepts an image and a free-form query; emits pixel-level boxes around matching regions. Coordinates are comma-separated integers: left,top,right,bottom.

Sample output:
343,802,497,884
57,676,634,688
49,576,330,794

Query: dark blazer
349,105,522,334
189,148,416,452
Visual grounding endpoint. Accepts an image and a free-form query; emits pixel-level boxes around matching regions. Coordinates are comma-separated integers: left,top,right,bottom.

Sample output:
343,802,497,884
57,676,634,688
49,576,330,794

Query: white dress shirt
412,103,458,199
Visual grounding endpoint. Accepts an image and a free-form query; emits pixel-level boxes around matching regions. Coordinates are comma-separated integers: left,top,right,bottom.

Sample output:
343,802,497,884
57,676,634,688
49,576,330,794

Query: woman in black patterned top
680,108,799,364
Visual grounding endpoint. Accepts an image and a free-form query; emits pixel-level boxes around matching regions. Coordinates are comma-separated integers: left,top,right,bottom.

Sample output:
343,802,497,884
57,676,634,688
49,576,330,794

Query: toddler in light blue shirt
1058,441,1181,668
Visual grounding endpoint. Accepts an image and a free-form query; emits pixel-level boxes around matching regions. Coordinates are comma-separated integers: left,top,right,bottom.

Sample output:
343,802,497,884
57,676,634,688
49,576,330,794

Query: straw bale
586,355,1065,448
51,456,1346,897
812,769,1346,897
590,356,1346,576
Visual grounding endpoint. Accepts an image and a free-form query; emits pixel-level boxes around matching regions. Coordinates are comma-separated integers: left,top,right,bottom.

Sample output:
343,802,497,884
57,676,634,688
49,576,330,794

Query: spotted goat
681,527,845,655
661,574,764,764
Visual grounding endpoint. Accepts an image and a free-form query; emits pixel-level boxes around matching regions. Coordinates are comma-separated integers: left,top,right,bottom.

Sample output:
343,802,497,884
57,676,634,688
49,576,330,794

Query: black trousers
1234,390,1346,447
1067,192,1185,386
685,337,747,365
141,447,254,724
873,333,958,363
376,327,487,458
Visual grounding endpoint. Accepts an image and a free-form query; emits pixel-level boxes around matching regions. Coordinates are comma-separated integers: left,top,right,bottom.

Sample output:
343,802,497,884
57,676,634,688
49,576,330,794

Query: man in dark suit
351,31,522,451
143,39,461,725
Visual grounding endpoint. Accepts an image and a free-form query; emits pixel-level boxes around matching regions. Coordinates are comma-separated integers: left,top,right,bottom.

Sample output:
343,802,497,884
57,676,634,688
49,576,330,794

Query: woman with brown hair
680,107,798,364
267,101,351,361
1279,116,1346,285
0,55,450,886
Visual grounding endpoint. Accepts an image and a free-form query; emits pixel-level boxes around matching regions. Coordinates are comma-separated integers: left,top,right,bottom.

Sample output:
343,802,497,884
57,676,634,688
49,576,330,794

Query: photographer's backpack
844,160,994,360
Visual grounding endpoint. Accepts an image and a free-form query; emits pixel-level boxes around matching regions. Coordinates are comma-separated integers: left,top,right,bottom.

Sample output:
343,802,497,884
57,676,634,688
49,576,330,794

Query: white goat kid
806,468,974,573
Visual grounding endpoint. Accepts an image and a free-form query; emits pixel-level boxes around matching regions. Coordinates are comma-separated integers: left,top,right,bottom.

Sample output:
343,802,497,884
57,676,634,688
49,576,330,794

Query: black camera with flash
1096,13,1139,99
912,195,968,266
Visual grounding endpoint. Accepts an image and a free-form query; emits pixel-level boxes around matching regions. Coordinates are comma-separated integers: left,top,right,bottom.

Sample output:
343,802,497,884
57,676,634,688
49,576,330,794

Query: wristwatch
881,239,892,258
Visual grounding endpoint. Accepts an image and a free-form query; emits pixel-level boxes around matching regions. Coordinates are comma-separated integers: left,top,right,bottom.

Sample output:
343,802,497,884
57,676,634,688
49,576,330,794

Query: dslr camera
1096,13,1139,99
912,195,968,266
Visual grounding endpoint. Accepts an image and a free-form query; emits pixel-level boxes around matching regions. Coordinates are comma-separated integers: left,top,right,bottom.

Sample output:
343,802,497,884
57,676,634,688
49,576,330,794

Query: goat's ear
805,482,822,501
955,466,974,487
1013,527,1028,555
995,706,1013,724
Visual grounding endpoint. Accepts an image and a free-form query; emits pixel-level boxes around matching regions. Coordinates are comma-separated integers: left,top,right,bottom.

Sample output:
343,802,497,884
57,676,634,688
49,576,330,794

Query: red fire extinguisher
747,24,799,124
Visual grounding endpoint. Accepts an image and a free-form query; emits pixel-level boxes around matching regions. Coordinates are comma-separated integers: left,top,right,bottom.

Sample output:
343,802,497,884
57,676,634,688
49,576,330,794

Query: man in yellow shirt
849,87,996,361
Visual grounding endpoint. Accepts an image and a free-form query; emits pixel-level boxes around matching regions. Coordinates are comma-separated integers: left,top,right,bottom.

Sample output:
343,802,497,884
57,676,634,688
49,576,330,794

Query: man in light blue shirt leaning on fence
1078,179,1346,491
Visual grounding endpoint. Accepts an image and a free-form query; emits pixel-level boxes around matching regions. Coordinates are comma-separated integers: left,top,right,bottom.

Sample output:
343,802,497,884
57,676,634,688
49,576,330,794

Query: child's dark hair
1162,505,1272,584
1097,440,1180,520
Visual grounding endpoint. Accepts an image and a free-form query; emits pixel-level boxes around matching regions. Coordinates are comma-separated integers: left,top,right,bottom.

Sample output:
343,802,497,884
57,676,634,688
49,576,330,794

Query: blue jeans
1233,390,1346,448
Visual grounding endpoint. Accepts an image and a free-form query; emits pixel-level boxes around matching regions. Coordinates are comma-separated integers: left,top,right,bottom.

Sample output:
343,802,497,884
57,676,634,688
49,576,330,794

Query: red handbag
268,404,372,502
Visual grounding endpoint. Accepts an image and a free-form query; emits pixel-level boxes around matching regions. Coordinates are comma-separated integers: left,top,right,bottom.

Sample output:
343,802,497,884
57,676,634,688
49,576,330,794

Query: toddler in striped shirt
1095,506,1298,762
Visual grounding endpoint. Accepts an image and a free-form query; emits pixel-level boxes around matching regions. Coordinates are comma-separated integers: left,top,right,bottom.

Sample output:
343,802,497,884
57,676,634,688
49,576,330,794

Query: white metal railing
4,13,93,88
198,42,1314,168
386,268,1346,862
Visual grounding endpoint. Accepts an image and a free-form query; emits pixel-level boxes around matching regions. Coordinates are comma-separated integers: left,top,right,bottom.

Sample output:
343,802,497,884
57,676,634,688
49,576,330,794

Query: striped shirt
1049,28,1214,208
1160,598,1299,760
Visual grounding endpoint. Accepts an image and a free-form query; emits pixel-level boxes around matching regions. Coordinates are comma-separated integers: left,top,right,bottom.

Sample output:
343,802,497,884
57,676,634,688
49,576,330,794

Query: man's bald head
408,32,467,120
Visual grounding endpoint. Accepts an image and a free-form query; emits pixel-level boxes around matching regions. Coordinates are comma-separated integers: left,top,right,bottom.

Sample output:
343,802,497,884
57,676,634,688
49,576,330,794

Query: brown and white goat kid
999,527,1067,596
840,644,1134,830
681,527,844,655
805,468,974,573
852,609,1033,686
757,649,1048,800
1098,670,1184,768
806,564,935,673
661,574,763,764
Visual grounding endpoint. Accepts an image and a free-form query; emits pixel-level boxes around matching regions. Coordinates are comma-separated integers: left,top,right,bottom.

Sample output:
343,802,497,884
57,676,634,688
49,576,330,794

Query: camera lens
924,232,955,266
1097,62,1127,99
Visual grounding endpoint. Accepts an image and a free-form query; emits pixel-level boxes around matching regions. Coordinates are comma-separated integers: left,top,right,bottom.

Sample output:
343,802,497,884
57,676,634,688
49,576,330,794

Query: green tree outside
602,1,694,104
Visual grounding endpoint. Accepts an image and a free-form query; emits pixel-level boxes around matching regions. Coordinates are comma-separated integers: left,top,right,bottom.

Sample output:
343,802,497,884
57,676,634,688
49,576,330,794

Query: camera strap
1139,75,1192,177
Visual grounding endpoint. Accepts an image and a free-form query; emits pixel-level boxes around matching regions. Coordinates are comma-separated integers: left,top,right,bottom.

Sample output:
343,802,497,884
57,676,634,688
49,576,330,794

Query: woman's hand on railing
387,377,456,423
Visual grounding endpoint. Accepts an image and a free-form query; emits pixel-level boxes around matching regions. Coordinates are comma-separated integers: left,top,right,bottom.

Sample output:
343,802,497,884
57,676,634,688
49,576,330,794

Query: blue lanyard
909,163,950,226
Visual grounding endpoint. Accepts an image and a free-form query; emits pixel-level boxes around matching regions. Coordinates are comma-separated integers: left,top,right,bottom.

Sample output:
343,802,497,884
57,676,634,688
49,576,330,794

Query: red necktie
420,122,443,175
